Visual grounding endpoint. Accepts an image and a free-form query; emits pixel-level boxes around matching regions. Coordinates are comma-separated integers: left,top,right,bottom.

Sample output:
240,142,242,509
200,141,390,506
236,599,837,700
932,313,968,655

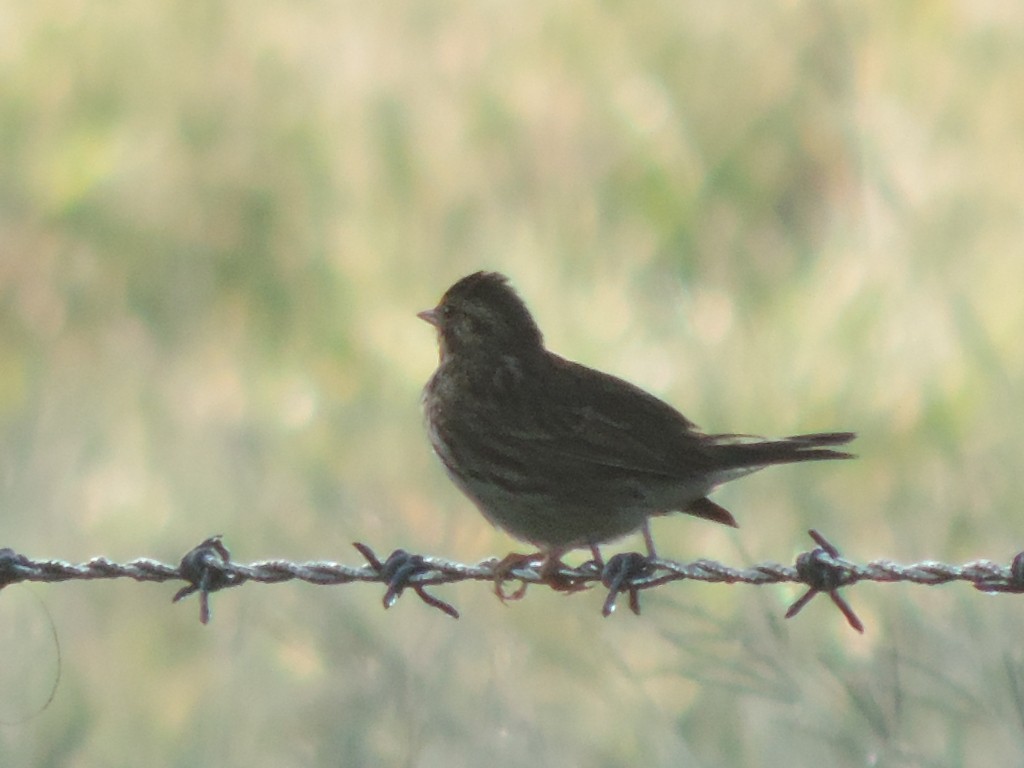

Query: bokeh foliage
2,1,1023,766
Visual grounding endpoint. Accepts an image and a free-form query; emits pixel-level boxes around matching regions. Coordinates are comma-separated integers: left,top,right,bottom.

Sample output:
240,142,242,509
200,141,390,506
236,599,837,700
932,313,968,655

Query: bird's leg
641,520,658,560
537,548,564,577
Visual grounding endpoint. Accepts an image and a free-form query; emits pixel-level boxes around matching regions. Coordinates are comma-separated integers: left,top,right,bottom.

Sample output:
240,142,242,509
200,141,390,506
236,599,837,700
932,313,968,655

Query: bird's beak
417,307,440,327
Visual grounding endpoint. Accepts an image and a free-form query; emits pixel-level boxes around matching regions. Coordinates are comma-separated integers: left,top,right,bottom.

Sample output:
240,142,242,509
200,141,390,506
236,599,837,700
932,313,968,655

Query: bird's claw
491,551,590,601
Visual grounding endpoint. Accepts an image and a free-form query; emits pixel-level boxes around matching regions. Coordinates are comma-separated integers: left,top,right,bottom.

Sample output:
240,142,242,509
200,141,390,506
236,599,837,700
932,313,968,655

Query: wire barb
172,536,241,625
353,543,460,619
786,529,864,633
601,553,655,617
2,532,1024,633
0,548,32,591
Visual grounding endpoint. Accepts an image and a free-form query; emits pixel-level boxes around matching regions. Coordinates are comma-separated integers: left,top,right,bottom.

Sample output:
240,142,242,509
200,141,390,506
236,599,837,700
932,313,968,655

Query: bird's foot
491,551,542,601
491,551,589,601
538,554,591,595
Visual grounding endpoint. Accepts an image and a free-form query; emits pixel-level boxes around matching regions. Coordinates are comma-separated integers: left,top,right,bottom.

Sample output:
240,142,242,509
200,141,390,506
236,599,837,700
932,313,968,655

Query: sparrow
419,271,854,576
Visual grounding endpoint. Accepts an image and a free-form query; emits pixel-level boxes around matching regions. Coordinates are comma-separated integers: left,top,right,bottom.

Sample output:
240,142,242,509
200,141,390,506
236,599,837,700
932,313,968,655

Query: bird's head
419,271,544,360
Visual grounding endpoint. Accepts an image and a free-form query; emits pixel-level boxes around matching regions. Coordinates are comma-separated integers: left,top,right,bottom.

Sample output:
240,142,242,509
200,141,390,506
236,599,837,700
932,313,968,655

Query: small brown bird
419,271,854,575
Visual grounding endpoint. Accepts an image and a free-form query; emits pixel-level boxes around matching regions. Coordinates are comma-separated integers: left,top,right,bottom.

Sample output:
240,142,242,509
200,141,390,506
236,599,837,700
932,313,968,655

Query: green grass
2,1,1024,766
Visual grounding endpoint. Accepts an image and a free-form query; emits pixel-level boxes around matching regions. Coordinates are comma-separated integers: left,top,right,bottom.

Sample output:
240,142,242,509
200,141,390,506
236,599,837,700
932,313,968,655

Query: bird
419,271,854,583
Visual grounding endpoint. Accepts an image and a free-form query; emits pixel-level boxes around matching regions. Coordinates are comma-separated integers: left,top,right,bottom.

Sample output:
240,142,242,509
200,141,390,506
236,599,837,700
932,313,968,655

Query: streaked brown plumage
419,271,854,568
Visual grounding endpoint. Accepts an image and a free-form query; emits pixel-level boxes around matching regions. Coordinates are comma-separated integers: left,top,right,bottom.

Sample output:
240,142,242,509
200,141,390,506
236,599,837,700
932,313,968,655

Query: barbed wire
2,530,1022,633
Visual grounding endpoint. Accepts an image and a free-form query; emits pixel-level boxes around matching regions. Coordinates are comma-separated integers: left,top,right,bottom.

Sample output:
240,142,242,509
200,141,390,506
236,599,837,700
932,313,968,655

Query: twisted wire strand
1,534,1020,632
1,554,1011,588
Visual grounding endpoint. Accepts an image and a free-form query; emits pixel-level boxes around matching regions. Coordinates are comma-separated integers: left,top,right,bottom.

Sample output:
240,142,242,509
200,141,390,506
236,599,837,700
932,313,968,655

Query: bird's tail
707,431,856,471
680,432,855,530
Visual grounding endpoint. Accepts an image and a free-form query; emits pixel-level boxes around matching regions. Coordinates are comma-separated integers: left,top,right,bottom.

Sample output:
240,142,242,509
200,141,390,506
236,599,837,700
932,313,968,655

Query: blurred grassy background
2,0,1023,765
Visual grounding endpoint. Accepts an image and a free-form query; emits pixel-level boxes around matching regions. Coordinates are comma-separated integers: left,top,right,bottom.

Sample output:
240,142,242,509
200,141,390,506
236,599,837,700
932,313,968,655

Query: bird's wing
506,356,717,481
